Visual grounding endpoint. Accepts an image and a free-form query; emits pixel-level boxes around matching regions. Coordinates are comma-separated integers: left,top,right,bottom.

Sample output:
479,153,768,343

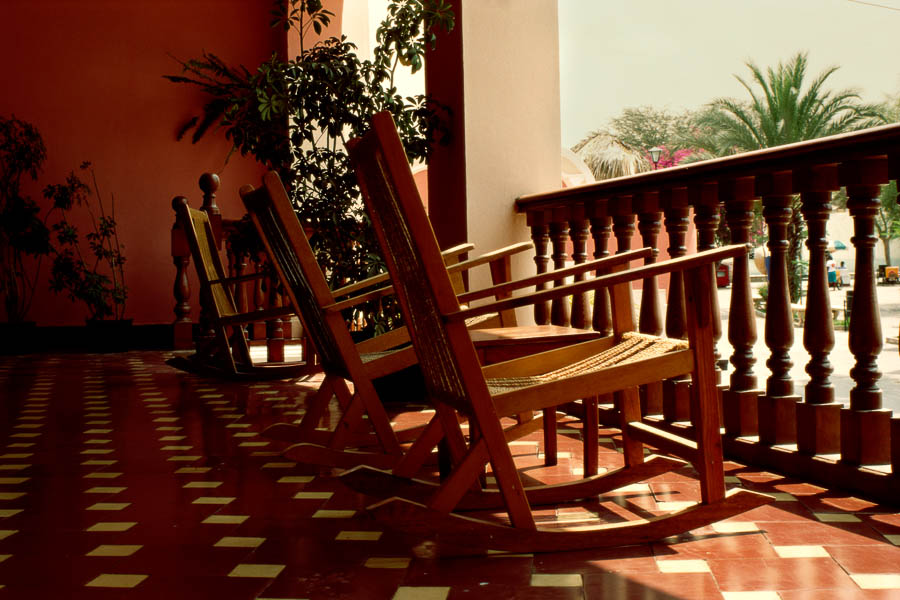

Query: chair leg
617,387,644,467
542,408,558,466
684,263,726,504
582,397,599,476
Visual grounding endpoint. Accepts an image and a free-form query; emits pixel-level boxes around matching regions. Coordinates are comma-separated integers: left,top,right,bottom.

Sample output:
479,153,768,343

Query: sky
558,0,900,148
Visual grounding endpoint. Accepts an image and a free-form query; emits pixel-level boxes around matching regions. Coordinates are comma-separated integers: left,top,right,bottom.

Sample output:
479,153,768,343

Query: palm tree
571,131,650,180
695,52,885,154
693,52,887,301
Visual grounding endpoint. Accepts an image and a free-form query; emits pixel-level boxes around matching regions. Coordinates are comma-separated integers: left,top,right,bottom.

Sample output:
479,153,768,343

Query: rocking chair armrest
218,304,295,326
331,243,477,298
456,247,652,305
445,244,747,323
325,285,397,313
444,242,534,276
354,325,411,354
209,271,270,286
331,273,392,298
440,242,477,263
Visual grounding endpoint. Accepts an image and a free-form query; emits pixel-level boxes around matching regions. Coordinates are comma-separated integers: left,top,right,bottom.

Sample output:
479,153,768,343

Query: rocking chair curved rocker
343,110,773,554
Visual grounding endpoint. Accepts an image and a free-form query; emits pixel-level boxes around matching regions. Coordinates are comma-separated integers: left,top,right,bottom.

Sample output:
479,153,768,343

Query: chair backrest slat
240,179,351,379
175,200,237,317
349,113,485,415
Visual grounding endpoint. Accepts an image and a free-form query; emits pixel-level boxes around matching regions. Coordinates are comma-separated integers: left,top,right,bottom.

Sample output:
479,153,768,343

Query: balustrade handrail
511,123,900,505
516,122,900,211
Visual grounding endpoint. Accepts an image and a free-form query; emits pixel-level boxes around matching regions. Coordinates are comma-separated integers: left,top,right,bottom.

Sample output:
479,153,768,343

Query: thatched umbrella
571,131,650,180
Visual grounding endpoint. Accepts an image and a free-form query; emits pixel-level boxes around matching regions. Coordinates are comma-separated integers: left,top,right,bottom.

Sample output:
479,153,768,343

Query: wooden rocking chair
173,197,313,380
342,110,773,554
239,172,640,472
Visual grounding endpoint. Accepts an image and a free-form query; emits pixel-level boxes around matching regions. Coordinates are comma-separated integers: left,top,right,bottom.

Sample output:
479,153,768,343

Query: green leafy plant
166,0,453,334
0,115,51,322
46,162,127,321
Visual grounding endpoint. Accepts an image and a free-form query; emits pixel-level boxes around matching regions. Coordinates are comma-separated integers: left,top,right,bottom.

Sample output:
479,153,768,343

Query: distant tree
608,105,698,156
692,52,887,302
877,181,900,266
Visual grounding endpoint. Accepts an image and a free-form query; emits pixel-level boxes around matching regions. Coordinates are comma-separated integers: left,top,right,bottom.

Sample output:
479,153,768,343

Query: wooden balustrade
516,123,900,503
170,173,306,365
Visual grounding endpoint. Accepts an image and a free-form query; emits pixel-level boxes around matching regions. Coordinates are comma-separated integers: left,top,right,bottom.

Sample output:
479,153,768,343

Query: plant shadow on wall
0,117,127,328
45,162,127,324
0,115,50,325
166,0,454,336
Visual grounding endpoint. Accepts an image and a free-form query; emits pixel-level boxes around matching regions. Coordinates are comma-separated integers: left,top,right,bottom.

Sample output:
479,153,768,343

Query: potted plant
0,115,52,329
166,0,453,337
45,162,129,350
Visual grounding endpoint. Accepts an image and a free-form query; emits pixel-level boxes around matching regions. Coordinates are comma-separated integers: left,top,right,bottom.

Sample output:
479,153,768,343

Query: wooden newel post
757,171,800,445
171,196,193,350
721,177,760,437
839,158,891,466
198,173,222,247
795,166,841,455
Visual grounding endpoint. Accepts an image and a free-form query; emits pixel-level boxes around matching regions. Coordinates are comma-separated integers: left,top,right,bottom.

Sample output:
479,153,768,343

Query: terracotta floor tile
771,516,886,544
824,544,900,574
706,557,859,592
778,590,900,600
0,350,894,599
583,571,721,600
651,531,779,560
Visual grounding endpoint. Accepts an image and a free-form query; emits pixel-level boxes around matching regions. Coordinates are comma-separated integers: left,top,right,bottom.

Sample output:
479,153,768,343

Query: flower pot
85,318,133,353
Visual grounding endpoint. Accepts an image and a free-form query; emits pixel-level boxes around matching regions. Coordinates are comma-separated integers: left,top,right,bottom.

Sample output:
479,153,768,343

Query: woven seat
359,348,406,364
487,332,687,394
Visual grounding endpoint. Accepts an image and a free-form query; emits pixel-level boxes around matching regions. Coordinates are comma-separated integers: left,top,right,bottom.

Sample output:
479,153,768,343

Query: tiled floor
0,351,898,599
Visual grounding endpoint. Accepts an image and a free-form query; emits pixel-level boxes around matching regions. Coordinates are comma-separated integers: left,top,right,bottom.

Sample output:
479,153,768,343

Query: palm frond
571,131,650,180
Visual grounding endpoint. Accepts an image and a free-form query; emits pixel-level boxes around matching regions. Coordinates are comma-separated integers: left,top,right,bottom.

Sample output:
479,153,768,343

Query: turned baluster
661,189,691,422
569,209,591,330
589,210,613,336
250,257,266,340
549,210,571,326
267,271,285,363
757,172,799,445
171,197,193,350
225,236,250,351
890,153,900,478
198,173,222,247
611,200,635,258
691,184,723,379
839,157,891,465
795,166,841,455
636,193,663,416
721,177,759,437
527,212,550,325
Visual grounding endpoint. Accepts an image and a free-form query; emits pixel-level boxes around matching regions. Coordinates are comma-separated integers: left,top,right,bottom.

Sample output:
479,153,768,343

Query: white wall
461,0,562,296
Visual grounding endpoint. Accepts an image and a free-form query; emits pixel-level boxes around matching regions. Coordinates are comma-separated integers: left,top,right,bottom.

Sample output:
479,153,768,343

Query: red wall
0,0,288,325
